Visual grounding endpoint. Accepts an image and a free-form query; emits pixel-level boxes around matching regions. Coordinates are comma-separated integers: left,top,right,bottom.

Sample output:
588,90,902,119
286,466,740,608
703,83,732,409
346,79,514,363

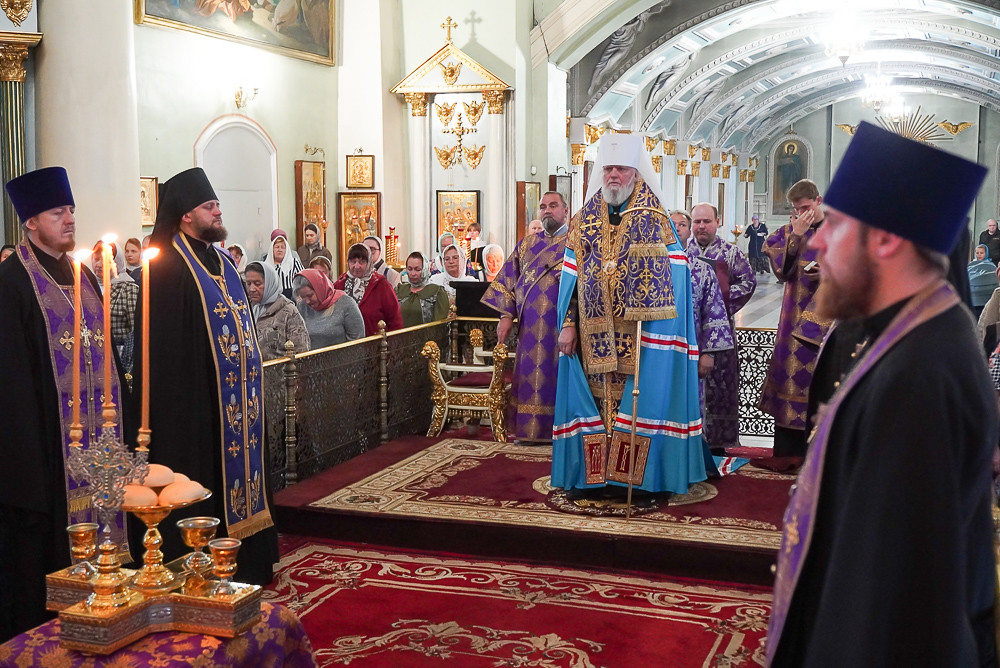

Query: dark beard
200,225,228,243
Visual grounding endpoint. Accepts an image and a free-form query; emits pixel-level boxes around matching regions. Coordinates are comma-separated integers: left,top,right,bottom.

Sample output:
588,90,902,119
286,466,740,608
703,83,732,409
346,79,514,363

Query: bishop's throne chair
421,329,510,442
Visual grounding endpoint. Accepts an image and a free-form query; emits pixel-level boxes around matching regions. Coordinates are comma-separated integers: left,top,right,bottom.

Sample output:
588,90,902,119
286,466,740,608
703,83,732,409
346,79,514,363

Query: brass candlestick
124,489,211,594
66,523,99,579
208,537,241,598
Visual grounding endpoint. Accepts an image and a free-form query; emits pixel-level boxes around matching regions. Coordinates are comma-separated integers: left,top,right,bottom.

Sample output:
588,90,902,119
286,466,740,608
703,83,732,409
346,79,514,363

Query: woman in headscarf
296,222,333,267
293,268,365,348
227,243,248,277
245,261,310,360
91,242,139,374
333,243,403,336
429,244,477,299
971,243,1000,325
264,230,303,299
363,235,401,288
308,254,334,279
480,243,505,282
396,251,450,327
431,231,475,276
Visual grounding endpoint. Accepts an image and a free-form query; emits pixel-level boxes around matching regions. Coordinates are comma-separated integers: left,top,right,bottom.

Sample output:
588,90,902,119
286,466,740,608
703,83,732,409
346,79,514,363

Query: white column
405,95,430,253
36,1,140,248
485,93,507,248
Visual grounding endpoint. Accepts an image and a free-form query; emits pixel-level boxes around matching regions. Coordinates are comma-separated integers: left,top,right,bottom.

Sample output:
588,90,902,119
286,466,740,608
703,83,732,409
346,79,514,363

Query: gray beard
603,179,636,207
542,216,563,235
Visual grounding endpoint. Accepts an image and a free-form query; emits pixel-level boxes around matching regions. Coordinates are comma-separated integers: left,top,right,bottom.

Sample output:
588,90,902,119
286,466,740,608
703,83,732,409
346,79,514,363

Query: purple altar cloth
0,602,316,667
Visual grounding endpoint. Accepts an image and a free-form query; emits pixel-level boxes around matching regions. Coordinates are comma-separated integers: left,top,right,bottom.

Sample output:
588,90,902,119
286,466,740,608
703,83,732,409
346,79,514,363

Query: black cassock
772,299,998,666
0,243,134,641
133,234,278,586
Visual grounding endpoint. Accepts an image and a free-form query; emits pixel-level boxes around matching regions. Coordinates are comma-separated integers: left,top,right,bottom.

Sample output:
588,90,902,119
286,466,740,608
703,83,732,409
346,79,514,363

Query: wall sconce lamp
235,87,259,110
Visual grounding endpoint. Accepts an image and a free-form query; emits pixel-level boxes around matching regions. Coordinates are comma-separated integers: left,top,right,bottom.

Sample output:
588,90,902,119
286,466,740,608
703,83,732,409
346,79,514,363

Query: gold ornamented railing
263,319,777,490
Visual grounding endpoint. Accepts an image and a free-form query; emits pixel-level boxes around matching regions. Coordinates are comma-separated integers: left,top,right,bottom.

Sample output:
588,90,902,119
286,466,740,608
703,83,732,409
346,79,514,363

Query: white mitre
584,133,665,205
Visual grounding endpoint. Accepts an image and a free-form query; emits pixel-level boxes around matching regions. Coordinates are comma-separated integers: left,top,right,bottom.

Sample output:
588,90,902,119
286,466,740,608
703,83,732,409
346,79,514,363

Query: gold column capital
571,143,586,166
651,155,662,173
676,159,688,176
722,165,731,179
404,92,428,117
691,161,701,176
483,90,504,114
711,164,721,178
0,32,41,84
662,139,676,156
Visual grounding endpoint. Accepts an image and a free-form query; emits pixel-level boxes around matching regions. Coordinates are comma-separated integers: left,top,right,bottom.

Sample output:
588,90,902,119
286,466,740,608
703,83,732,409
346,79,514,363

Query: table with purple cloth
0,601,316,667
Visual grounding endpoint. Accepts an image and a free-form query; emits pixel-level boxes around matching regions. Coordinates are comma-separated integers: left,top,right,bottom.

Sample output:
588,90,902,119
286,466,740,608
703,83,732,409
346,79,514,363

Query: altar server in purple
767,122,996,667
481,191,569,443
757,179,832,457
0,168,132,640
686,203,756,450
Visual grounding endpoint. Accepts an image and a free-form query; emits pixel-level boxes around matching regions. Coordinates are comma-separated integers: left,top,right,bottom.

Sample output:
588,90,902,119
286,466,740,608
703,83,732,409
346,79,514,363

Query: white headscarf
433,232,457,273
264,234,303,294
227,243,248,274
481,243,504,280
246,261,282,320
584,134,665,204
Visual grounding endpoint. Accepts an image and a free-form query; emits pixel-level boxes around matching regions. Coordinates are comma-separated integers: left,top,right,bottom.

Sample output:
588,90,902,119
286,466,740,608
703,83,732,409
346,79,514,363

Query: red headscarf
298,268,344,310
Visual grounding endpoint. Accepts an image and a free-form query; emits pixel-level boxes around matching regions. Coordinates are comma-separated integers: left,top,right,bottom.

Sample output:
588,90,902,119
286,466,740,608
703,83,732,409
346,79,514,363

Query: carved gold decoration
720,151,729,163
434,145,458,169
701,147,711,161
732,153,739,165
644,136,657,152
442,115,477,165
585,124,607,144
687,145,698,159
937,120,974,136
748,169,756,182
463,100,485,127
676,159,688,176
876,105,950,143
651,156,662,173
439,60,463,85
663,140,676,156
1,0,31,26
404,92,428,117
434,102,456,126
571,143,586,166
441,16,458,42
739,169,748,182
0,43,28,83
691,161,701,176
722,165,731,179
711,164,721,178
465,144,486,170
483,90,504,114
835,123,857,136
610,128,631,134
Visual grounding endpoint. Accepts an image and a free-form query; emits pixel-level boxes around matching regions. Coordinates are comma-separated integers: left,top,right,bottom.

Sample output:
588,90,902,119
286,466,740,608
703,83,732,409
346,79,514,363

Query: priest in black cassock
135,167,278,585
0,168,133,640
766,122,997,666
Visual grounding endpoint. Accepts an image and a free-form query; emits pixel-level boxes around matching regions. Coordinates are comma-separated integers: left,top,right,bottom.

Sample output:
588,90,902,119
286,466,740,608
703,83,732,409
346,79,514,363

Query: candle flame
141,247,160,261
101,233,118,245
72,249,91,263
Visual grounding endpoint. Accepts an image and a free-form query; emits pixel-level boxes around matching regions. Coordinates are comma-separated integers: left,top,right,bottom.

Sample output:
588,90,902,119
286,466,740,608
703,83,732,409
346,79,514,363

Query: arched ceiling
551,0,1000,154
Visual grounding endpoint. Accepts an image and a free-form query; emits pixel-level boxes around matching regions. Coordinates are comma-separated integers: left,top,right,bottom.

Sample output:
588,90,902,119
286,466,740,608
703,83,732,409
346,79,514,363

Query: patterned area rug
308,439,793,551
266,539,771,667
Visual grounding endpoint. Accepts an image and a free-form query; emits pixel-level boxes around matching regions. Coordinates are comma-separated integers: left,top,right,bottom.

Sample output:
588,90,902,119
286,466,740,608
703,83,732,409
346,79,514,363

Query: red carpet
267,536,771,667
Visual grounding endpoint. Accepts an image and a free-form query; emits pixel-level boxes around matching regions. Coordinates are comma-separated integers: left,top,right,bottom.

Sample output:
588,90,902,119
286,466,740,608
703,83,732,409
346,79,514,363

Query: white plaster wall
133,21,338,253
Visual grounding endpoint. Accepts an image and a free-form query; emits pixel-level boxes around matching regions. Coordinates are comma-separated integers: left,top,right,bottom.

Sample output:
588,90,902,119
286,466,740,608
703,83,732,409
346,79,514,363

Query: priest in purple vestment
481,191,570,443
686,203,756,449
757,179,832,457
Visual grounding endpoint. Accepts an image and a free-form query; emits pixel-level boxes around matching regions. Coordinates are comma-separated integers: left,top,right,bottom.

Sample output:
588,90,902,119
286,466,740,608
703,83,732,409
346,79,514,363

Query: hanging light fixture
861,64,893,112
822,6,865,66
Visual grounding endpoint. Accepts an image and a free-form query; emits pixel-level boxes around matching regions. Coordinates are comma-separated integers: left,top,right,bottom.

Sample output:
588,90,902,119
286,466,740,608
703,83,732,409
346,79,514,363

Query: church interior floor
274,429,793,588
735,274,784,330
265,534,772,667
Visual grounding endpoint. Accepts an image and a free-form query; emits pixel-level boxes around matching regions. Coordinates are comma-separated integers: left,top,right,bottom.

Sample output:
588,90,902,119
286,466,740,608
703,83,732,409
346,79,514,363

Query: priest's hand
558,325,578,356
698,353,715,378
791,208,815,236
497,316,513,343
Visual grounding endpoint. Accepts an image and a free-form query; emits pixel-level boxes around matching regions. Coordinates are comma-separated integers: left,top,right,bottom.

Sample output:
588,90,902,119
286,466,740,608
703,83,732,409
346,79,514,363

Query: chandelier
861,66,892,112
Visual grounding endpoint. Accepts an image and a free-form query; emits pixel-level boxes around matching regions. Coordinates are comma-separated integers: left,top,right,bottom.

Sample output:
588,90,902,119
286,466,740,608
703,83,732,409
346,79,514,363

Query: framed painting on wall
338,192,380,274
549,174,572,211
295,160,326,248
771,138,807,215
134,0,335,66
436,190,480,245
346,154,374,189
139,176,158,228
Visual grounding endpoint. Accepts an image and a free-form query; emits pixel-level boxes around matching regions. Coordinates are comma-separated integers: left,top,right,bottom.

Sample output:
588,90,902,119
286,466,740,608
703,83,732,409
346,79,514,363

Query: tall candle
100,234,116,423
137,247,159,451
70,254,83,445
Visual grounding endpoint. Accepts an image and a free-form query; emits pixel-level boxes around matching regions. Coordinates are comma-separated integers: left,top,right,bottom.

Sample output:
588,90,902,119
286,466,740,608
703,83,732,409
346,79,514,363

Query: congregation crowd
3,124,1000,665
